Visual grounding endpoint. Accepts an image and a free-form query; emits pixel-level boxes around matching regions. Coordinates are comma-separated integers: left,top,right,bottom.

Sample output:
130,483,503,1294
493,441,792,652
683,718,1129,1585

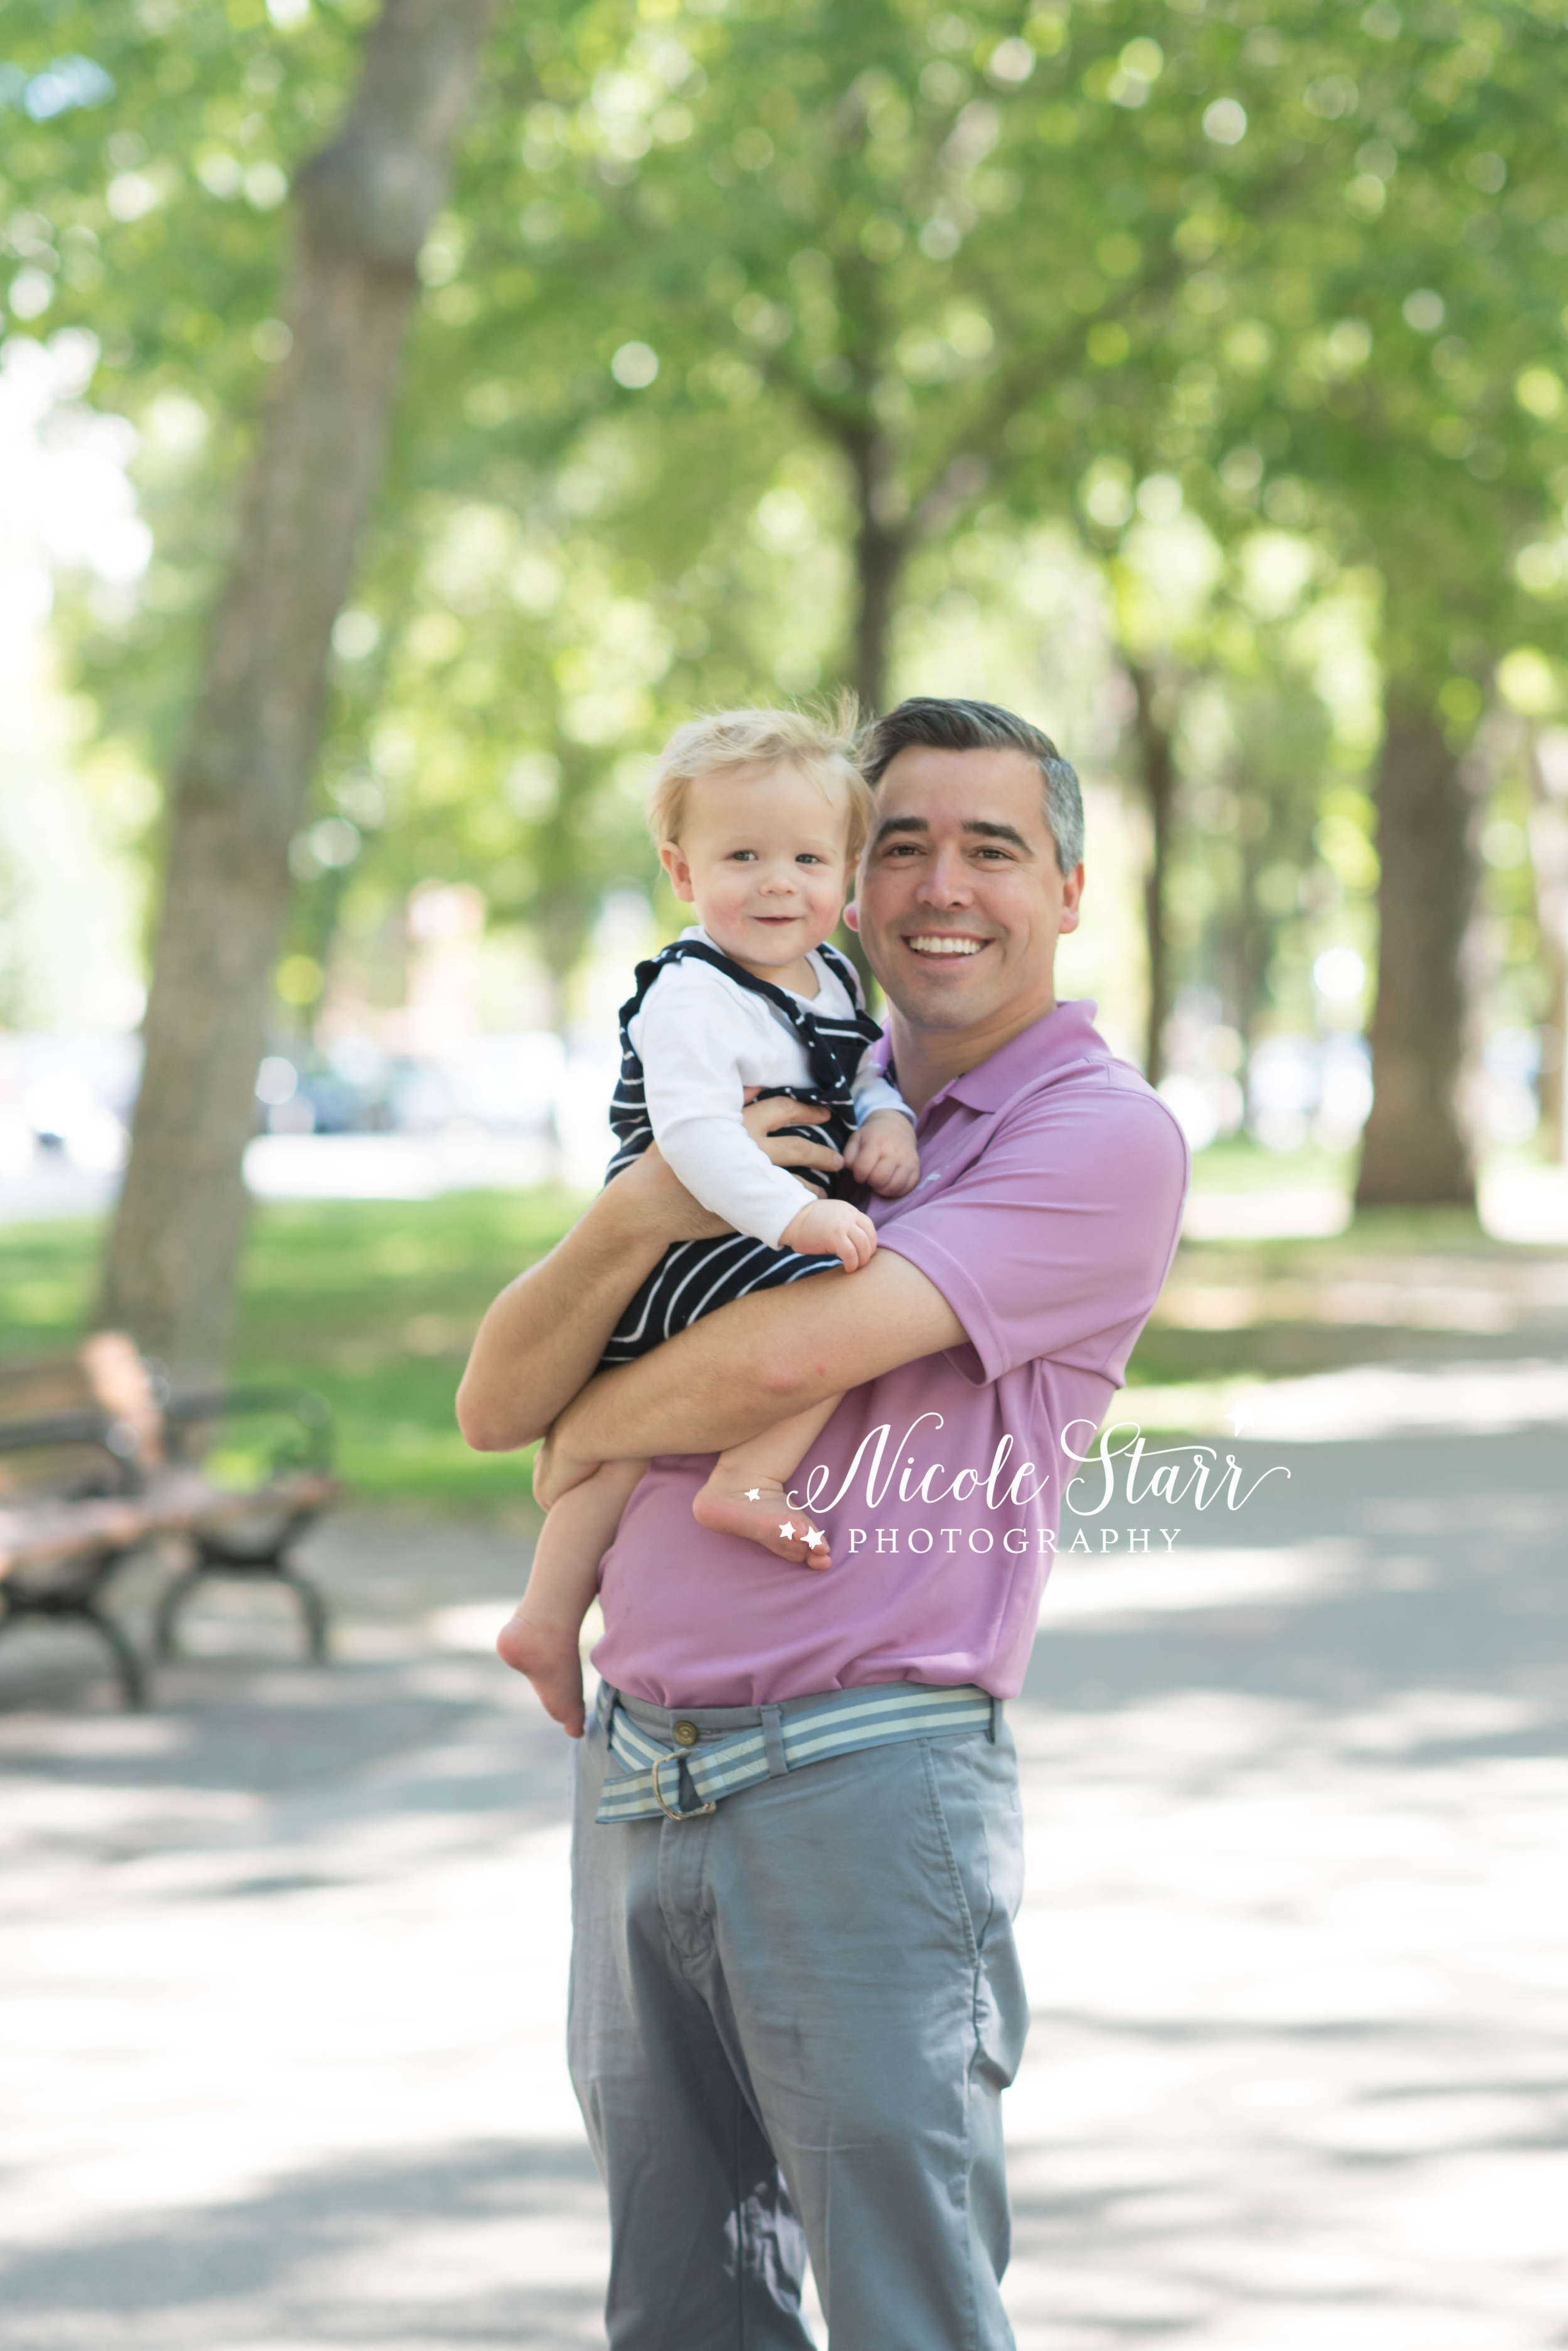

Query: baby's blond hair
647,699,876,864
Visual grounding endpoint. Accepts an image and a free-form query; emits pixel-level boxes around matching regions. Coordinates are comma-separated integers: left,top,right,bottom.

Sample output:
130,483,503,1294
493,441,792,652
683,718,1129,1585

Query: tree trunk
97,0,499,1381
1355,699,1478,1207
1130,664,1178,1086
534,872,593,1038
842,421,906,718
1525,726,1568,1165
1230,793,1275,1055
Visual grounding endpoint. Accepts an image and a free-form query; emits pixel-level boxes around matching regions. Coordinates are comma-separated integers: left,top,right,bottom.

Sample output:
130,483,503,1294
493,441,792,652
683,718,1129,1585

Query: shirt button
673,1720,699,1748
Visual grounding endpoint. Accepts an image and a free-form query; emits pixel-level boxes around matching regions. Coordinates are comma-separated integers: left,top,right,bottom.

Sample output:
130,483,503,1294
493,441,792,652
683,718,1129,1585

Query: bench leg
82,1605,148,1709
156,1554,330,1664
0,1589,147,1710
153,1567,203,1662
280,1567,330,1662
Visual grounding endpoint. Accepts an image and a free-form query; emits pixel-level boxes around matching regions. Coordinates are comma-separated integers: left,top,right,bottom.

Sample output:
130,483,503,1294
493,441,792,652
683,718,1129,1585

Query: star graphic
805,1525,825,1549
778,1520,796,1540
744,1487,761,1500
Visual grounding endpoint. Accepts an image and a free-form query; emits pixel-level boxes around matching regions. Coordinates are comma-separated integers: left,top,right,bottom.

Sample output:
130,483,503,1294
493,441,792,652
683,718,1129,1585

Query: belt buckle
651,1750,716,1822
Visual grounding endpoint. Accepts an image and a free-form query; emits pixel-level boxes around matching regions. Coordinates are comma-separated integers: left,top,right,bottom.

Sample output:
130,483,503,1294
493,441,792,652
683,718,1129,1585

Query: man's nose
914,849,973,905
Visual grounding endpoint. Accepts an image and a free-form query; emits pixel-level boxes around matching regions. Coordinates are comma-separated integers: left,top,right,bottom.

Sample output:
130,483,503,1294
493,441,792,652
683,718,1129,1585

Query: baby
497,706,919,1733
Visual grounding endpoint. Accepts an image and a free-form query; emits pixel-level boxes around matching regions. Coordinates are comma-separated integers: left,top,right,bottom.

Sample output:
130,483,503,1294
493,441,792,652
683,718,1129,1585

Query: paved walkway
1,1398,1564,2347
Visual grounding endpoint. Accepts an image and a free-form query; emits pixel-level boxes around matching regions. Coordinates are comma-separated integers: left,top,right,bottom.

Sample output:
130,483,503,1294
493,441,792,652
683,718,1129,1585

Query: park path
1,1403,1564,2349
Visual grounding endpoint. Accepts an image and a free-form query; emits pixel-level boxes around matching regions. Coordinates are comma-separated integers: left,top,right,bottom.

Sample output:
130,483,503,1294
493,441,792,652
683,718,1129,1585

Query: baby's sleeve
850,1046,916,1128
632,972,820,1250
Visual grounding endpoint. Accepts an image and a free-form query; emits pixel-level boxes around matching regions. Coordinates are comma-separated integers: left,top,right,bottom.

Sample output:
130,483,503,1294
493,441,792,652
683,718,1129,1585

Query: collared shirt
591,999,1190,1707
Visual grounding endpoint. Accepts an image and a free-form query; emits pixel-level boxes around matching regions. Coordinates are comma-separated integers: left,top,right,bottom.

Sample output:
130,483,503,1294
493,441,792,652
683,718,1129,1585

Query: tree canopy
6,0,1568,1199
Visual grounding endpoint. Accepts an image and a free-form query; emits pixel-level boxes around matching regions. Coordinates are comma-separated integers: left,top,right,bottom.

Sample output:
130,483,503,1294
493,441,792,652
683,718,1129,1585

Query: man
458,698,1189,2347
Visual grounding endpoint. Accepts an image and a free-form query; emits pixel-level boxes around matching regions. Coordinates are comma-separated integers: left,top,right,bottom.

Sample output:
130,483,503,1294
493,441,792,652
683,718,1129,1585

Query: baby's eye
795,852,826,864
728,849,758,862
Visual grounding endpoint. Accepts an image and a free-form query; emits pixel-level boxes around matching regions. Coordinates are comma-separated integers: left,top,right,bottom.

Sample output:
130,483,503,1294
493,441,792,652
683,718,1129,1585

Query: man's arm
535,1248,965,1502
535,1079,1192,1501
456,1152,692,1451
455,1101,843,1452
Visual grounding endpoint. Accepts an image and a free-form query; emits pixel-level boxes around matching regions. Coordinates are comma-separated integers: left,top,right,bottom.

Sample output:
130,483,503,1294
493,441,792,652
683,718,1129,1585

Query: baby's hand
843,1110,920,1199
780,1195,878,1271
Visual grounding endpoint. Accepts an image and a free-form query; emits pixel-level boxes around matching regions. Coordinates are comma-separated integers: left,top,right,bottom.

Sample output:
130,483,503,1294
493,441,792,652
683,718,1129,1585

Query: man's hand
779,1196,878,1271
532,1423,596,1511
844,1110,920,1199
741,1090,843,1174
618,1100,842,1243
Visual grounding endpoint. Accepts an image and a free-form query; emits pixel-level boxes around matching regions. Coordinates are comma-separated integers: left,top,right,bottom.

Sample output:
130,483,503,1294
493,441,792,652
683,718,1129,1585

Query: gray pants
568,1684,1029,2348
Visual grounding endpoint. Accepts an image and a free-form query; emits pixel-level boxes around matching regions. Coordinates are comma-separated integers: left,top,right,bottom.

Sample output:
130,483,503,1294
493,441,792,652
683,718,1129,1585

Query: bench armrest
162,1386,336,1475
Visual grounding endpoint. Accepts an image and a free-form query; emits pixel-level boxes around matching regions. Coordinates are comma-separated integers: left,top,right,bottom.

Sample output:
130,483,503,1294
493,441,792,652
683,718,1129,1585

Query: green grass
1187,1135,1354,1194
0,1191,585,1511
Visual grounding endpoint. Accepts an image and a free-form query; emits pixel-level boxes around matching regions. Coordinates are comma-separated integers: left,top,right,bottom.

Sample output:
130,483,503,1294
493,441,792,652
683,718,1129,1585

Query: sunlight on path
0,1425,1562,2347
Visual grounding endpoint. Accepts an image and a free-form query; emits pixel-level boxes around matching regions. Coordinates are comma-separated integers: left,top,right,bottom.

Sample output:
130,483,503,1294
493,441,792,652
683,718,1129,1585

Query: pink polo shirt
591,999,1189,1707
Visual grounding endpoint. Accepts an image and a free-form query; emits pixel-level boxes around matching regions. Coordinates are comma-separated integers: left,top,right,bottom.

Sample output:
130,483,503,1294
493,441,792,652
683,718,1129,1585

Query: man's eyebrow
963,820,1031,851
871,814,1035,851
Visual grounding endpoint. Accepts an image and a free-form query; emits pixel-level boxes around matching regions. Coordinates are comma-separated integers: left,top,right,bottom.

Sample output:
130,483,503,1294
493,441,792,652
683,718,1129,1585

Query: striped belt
595,1679,997,1825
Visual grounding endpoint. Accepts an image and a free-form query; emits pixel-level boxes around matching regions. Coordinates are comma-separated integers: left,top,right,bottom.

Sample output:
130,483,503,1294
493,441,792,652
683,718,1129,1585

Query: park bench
0,1333,339,1707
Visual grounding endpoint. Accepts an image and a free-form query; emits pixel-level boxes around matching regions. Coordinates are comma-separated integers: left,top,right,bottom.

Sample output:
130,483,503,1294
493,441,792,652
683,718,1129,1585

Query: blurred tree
1167,4,1568,1203
3,4,376,780
1128,664,1179,1083
404,0,1429,1049
1214,669,1341,1052
17,0,502,1377
11,0,1568,1229
940,1,1568,1189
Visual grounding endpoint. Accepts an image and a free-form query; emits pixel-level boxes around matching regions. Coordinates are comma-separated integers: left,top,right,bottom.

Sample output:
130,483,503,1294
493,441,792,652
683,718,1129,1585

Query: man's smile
903,932,990,959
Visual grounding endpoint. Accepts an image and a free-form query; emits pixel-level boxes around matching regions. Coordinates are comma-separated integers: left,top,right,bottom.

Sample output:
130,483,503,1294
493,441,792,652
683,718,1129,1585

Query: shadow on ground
1,1426,1564,2348
0,2140,605,2350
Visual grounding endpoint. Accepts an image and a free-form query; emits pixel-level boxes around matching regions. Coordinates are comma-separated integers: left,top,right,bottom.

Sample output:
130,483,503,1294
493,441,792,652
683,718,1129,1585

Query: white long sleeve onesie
627,927,912,1250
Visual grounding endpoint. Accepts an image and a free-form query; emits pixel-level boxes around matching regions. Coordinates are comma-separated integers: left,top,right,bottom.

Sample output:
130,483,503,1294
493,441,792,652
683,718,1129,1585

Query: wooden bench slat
0,1473,342,1574
0,1495,157,1574
137,1468,342,1532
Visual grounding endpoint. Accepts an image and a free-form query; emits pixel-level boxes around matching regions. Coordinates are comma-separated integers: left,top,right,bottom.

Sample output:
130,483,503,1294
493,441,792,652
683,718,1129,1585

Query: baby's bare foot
495,1605,586,1736
692,1477,832,1569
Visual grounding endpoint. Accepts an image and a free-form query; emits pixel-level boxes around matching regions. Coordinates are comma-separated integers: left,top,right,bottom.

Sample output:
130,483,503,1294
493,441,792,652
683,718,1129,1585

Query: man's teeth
908,935,983,956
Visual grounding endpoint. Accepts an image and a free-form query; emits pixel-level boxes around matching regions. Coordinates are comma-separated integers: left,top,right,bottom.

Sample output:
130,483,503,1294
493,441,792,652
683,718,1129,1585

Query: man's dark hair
859,697,1084,873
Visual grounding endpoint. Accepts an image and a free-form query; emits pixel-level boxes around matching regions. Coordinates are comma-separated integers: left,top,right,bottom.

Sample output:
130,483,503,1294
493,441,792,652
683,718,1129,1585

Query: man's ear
844,900,861,933
659,841,696,904
1057,861,1085,937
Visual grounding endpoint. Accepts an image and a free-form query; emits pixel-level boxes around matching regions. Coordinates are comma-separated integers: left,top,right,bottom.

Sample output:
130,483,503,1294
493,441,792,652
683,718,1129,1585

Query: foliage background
4,0,1562,1061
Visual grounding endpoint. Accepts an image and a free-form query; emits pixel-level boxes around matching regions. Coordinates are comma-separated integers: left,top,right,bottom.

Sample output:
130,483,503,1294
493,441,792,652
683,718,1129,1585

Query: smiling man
458,697,1189,2349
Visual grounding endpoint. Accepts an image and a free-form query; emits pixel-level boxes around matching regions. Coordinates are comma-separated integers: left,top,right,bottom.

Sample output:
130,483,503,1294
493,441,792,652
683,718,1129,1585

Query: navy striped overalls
599,937,882,1368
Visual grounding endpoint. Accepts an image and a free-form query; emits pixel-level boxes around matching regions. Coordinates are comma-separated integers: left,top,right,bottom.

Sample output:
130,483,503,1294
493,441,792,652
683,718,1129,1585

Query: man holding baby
459,696,1188,2348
